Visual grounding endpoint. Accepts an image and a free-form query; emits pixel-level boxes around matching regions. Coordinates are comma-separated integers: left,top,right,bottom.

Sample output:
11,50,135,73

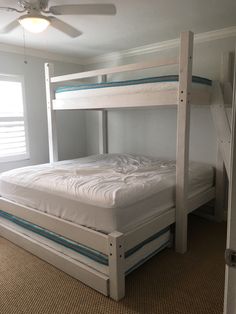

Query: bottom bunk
0,153,215,233
0,153,216,300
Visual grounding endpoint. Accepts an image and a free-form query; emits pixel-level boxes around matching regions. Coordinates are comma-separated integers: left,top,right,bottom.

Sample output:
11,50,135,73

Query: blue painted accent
125,241,170,276
0,210,108,265
125,227,170,258
56,75,212,93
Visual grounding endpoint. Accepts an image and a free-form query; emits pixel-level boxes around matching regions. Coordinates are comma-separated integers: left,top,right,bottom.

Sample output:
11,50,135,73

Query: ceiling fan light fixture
18,14,50,33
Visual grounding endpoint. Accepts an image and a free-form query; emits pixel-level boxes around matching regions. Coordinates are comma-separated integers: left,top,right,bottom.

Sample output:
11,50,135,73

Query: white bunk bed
0,31,225,301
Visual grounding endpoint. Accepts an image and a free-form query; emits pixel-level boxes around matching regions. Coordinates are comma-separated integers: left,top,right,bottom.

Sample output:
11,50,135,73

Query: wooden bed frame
0,31,227,301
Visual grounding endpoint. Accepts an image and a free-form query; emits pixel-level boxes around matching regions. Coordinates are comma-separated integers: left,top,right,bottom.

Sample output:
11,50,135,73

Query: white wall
85,36,236,164
0,51,86,172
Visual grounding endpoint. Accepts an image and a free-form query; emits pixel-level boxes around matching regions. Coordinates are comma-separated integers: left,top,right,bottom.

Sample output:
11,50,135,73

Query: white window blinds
0,76,29,162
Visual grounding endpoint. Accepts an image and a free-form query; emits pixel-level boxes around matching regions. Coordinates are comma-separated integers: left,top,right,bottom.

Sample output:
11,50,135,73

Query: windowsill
0,154,30,163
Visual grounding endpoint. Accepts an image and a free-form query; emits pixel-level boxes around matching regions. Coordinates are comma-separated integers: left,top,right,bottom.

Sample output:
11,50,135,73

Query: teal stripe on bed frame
0,210,170,268
125,226,170,258
55,75,212,93
125,241,170,276
0,210,108,265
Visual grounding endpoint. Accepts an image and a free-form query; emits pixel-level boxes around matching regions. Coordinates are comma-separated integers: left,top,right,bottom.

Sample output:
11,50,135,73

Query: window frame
0,74,30,163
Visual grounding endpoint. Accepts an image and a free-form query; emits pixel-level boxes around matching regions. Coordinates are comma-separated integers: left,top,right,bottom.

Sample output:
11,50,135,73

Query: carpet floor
0,215,226,314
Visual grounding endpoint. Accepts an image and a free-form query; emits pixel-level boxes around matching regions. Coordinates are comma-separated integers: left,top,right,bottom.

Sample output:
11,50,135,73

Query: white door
224,57,236,314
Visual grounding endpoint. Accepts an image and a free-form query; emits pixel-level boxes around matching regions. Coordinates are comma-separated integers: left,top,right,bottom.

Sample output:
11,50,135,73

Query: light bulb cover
19,14,50,33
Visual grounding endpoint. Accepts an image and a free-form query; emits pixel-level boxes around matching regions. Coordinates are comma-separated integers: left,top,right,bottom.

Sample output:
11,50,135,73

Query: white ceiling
0,0,236,61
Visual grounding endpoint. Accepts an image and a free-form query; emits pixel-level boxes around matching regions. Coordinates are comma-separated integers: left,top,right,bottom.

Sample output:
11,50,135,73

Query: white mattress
55,81,211,101
0,154,214,233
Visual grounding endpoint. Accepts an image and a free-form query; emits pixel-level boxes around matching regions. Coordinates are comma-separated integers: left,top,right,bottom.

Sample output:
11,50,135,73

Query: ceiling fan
0,0,116,37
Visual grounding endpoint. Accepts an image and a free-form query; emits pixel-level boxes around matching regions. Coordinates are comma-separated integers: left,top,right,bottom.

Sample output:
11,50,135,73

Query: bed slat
53,89,178,110
51,58,178,83
0,197,108,255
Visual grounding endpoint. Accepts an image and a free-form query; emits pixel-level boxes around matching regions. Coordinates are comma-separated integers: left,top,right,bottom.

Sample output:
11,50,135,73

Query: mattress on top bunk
55,75,212,100
0,154,214,234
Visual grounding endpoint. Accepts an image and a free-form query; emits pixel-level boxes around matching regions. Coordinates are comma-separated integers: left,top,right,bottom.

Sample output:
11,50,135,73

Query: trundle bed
0,31,224,300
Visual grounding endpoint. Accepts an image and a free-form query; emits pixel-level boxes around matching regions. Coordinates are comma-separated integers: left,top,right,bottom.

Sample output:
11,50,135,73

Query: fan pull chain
23,28,28,64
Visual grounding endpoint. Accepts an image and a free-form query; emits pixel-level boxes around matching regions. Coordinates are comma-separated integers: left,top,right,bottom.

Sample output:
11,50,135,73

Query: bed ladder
210,52,235,222
210,81,231,221
211,52,234,181
211,81,231,178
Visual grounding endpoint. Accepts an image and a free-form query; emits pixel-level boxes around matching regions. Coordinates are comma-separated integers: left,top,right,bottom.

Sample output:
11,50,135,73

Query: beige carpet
0,215,226,314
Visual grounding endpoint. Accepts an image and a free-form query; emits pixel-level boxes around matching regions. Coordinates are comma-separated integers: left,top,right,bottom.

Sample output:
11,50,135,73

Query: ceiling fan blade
49,17,82,38
0,19,19,34
0,7,25,13
49,4,116,16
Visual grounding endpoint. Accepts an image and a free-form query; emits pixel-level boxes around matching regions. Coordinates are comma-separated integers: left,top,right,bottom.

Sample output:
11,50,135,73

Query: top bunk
53,75,212,110
45,31,213,110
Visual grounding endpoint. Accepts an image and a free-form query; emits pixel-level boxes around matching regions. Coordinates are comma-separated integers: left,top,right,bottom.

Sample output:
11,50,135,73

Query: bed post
45,63,58,163
98,75,108,154
108,231,125,301
175,31,193,254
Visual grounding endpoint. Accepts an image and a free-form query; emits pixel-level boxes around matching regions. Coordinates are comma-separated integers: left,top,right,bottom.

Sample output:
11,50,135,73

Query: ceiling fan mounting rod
18,0,49,11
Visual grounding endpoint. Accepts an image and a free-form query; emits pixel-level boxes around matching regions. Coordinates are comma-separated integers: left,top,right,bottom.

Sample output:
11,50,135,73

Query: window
0,75,29,162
